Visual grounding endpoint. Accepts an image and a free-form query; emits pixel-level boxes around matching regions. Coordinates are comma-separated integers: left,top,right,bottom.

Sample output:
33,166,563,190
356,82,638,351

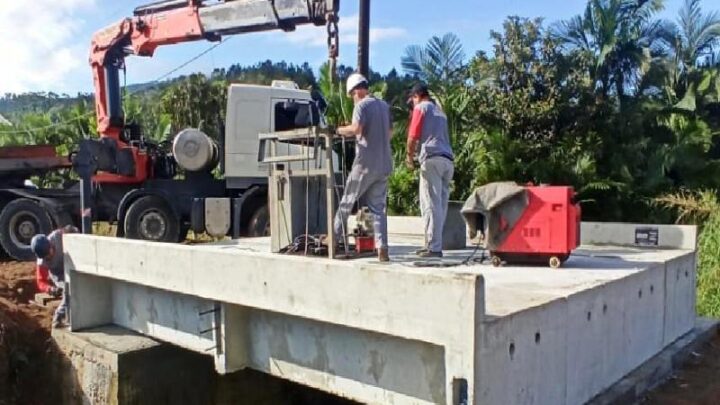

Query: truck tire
124,196,180,243
0,198,54,261
247,205,270,237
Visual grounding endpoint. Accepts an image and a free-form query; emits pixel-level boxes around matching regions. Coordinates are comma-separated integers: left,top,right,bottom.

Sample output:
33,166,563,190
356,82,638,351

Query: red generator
461,183,581,268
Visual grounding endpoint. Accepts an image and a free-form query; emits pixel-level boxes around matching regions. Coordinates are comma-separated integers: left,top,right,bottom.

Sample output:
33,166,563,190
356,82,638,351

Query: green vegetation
0,0,719,312
657,190,720,317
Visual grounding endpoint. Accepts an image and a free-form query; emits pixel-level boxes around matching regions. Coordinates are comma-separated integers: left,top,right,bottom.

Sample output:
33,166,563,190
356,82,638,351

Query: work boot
417,250,443,258
378,248,390,262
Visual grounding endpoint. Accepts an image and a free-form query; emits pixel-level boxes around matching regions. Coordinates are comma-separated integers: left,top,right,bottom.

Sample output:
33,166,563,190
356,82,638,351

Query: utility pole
358,0,370,77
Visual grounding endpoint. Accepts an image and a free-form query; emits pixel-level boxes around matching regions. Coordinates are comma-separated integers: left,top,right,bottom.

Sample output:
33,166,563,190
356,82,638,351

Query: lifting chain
326,10,339,84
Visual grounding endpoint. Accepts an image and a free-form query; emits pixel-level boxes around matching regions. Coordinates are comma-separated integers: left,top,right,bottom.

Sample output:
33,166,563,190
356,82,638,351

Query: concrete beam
63,221,698,405
581,222,697,249
65,235,483,348
65,235,485,404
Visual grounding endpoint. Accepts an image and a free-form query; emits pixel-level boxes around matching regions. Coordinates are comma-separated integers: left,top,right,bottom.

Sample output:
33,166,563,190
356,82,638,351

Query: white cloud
0,0,95,94
273,14,407,47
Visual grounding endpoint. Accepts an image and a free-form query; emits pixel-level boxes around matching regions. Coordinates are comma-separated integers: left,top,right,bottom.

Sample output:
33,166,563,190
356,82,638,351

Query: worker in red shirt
31,225,78,327
406,83,454,258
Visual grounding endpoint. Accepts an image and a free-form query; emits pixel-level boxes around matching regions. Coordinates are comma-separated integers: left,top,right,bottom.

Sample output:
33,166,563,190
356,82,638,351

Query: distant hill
0,92,93,121
0,60,321,122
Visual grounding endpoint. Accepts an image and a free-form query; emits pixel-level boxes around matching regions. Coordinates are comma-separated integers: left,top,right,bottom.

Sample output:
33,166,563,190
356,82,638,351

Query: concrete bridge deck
63,220,697,405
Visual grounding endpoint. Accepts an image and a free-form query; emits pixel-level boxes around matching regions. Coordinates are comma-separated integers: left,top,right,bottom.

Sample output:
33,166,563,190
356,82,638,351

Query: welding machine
461,182,581,268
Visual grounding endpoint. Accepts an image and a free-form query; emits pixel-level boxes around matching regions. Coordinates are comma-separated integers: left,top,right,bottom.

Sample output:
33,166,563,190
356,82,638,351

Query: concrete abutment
52,325,358,405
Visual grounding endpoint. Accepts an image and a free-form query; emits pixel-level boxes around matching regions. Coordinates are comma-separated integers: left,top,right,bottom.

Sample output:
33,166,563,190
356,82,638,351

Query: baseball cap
31,234,51,258
409,82,430,98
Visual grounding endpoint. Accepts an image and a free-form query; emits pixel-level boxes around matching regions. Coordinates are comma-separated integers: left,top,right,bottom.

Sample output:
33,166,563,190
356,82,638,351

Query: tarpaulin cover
461,182,528,250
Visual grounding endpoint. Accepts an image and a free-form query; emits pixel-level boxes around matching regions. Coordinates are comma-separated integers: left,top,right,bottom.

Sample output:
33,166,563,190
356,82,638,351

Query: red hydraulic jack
353,207,376,254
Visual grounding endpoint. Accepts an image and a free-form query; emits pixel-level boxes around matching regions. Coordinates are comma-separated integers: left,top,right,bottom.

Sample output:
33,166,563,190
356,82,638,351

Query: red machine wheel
549,256,562,269
491,256,503,267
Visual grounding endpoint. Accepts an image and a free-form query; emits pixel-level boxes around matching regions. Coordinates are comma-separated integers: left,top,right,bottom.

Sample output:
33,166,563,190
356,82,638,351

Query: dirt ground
0,261,56,404
644,331,720,404
0,260,717,404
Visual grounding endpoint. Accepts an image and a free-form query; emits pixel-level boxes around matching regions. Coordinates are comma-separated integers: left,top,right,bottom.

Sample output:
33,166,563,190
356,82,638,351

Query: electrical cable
409,244,488,268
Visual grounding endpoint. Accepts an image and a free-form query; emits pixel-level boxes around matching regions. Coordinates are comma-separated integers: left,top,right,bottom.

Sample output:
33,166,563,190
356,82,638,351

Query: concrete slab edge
587,318,719,405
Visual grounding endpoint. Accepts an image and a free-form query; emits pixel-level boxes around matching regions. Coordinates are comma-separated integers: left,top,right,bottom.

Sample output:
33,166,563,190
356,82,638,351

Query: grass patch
657,190,720,317
698,213,720,317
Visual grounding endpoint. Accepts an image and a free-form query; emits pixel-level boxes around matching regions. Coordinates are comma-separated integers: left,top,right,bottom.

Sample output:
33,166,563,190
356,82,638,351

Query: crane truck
74,0,341,240
0,0,348,261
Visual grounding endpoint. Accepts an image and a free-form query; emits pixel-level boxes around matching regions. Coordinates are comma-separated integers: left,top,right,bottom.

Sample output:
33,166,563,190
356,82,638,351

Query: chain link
326,11,339,84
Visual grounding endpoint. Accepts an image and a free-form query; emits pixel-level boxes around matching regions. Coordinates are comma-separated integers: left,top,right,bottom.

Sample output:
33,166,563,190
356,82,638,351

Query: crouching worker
31,225,78,328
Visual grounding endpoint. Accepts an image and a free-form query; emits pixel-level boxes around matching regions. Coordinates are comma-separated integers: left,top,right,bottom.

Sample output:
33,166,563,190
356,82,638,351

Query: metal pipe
357,0,370,77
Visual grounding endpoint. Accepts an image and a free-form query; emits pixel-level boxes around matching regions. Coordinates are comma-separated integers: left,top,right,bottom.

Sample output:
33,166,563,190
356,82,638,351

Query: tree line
0,0,718,225
0,0,719,314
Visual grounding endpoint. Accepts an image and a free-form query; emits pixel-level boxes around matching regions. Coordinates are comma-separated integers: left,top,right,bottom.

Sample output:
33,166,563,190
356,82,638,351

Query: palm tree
660,0,720,91
552,0,667,99
401,33,465,93
317,63,353,127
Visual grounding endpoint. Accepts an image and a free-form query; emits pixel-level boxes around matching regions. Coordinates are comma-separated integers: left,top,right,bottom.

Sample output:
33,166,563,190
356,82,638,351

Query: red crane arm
86,0,337,184
90,2,205,138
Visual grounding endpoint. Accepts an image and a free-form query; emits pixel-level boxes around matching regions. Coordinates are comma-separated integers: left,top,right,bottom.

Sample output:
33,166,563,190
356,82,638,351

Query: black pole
358,0,370,77
80,176,93,235
74,140,95,235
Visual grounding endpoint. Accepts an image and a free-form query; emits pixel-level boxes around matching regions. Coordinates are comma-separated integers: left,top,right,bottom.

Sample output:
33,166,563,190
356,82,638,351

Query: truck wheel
124,196,180,243
247,205,270,237
0,199,54,261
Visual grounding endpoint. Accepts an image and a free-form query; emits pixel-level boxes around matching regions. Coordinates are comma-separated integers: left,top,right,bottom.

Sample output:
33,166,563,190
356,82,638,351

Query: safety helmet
31,234,51,258
346,73,368,96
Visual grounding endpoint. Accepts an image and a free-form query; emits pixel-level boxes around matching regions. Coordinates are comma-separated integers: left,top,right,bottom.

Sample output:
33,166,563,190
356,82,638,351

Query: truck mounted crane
73,0,341,241
0,0,377,260
0,0,370,260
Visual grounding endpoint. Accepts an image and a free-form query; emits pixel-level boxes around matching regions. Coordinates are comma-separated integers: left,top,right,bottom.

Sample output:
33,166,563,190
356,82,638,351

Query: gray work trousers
420,157,454,252
334,165,389,249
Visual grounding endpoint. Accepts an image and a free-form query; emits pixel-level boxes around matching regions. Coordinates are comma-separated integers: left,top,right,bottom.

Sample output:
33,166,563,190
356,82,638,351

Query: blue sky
0,0,691,94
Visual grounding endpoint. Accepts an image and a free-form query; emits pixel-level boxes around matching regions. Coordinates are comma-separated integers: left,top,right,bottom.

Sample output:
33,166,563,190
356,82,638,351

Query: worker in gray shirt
335,73,393,262
31,225,78,327
406,83,454,258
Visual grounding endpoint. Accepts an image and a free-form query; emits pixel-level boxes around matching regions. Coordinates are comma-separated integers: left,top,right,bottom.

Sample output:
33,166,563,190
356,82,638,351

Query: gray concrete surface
63,220,698,405
52,325,213,404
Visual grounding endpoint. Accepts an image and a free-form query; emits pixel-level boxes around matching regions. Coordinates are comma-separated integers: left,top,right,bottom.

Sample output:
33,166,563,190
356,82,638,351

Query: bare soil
644,331,720,404
0,261,56,405
0,260,717,404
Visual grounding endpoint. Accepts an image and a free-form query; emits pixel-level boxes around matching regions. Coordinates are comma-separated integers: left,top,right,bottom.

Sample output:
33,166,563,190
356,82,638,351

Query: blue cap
31,234,51,258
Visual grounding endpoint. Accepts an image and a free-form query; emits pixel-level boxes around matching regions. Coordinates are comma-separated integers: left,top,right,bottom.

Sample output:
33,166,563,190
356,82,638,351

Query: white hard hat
346,73,368,95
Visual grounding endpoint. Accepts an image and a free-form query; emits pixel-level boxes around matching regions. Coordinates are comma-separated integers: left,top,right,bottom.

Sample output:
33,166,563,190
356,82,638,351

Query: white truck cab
188,81,339,239
224,82,316,188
